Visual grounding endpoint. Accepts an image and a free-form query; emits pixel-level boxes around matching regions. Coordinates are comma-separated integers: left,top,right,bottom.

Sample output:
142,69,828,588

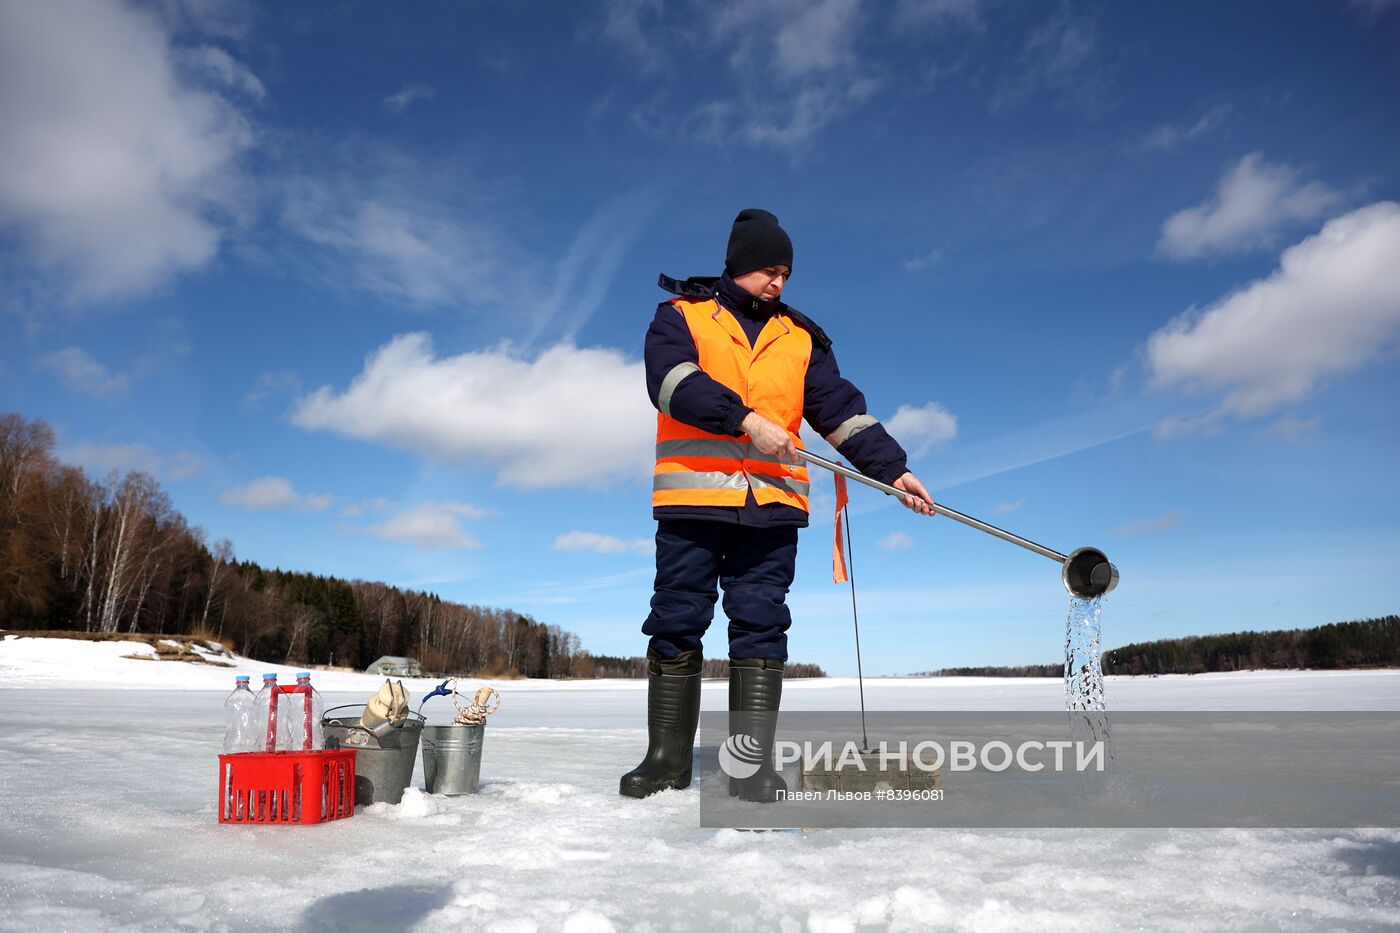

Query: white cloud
1135,104,1228,154
56,440,206,481
278,166,652,340
1024,12,1094,82
553,531,654,555
920,398,1157,494
605,0,879,152
181,45,265,101
886,402,959,458
1350,0,1400,16
159,0,253,40
1159,153,1342,260
742,0,862,80
602,0,664,70
291,333,653,489
904,247,943,272
364,502,486,550
339,497,390,518
382,84,434,113
737,78,880,152
993,498,1026,515
1112,510,1181,538
0,0,256,303
220,476,333,511
713,0,877,151
522,188,660,345
1151,411,1223,441
279,173,514,309
1266,414,1321,444
243,370,302,412
878,531,915,551
893,0,984,29
617,0,977,145
994,9,1111,115
1147,202,1400,422
37,348,130,399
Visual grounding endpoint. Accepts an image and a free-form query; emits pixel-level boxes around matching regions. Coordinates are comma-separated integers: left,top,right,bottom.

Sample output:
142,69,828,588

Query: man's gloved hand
892,471,937,516
741,411,798,463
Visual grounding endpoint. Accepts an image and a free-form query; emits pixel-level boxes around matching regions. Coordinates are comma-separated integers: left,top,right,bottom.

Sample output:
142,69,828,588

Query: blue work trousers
642,519,799,662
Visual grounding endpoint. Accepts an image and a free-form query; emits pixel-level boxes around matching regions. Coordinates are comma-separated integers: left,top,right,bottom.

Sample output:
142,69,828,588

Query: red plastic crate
218,749,356,824
218,682,354,825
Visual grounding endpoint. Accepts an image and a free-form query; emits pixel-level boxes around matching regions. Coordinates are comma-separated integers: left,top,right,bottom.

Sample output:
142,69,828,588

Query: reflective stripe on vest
653,297,813,511
655,438,791,465
652,470,748,492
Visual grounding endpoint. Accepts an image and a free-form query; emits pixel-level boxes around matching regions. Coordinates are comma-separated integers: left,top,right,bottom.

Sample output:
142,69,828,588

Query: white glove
361,679,411,736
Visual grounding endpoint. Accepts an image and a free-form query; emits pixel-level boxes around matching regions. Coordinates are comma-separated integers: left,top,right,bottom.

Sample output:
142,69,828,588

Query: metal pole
795,449,1068,564
842,503,870,752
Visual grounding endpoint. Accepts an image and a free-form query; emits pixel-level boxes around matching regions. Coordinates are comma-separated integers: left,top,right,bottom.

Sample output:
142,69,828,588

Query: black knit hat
724,208,793,278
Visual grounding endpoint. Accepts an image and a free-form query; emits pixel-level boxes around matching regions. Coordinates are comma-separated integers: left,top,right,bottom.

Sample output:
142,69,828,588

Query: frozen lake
0,637,1397,931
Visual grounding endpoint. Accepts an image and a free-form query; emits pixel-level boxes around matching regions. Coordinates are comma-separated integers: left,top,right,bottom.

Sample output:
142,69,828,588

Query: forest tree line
915,615,1400,677
1101,615,1399,675
0,412,594,677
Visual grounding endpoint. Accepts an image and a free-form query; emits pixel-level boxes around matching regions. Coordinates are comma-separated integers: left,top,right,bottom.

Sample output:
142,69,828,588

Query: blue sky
3,0,1399,675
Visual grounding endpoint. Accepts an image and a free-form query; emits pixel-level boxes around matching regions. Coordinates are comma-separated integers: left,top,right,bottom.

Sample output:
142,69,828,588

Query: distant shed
365,655,423,677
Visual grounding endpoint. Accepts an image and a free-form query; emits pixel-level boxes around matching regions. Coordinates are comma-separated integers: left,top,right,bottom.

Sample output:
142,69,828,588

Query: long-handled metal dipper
795,449,1120,599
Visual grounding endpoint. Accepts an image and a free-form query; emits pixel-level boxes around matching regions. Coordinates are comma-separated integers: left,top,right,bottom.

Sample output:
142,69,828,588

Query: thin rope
451,683,501,725
844,503,870,751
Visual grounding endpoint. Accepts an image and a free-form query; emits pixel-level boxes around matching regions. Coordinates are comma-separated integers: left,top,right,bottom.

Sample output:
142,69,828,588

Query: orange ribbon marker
832,472,849,584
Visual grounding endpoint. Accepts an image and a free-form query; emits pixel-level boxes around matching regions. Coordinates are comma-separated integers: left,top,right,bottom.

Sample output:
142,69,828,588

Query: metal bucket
322,705,425,806
421,724,485,795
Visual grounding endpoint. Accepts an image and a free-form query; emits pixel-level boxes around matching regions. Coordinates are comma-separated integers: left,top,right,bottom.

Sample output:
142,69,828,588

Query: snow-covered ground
1,635,1397,931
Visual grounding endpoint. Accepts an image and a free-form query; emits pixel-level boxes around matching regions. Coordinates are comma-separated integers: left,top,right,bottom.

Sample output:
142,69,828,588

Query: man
620,208,935,802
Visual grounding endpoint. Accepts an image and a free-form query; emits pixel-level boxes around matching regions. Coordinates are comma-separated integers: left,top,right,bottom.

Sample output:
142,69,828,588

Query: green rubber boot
728,658,787,803
619,649,702,798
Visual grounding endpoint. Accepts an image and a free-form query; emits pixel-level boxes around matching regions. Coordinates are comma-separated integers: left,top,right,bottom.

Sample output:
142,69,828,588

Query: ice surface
1,636,1398,930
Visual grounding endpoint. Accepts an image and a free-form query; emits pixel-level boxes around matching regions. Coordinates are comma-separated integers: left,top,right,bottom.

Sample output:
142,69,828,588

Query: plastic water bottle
222,675,258,753
286,672,325,751
253,673,290,752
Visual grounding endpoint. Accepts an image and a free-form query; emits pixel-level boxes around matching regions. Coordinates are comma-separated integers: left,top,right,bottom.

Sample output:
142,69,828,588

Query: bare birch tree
203,538,234,636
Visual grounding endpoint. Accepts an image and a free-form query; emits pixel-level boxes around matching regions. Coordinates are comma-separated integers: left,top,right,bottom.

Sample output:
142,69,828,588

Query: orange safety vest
653,296,812,511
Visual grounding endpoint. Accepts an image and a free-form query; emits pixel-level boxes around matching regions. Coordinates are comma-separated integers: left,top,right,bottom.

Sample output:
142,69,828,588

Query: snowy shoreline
5,633,1398,701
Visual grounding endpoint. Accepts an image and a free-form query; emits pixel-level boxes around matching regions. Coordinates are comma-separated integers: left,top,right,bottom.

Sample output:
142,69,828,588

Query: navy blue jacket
645,274,909,528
